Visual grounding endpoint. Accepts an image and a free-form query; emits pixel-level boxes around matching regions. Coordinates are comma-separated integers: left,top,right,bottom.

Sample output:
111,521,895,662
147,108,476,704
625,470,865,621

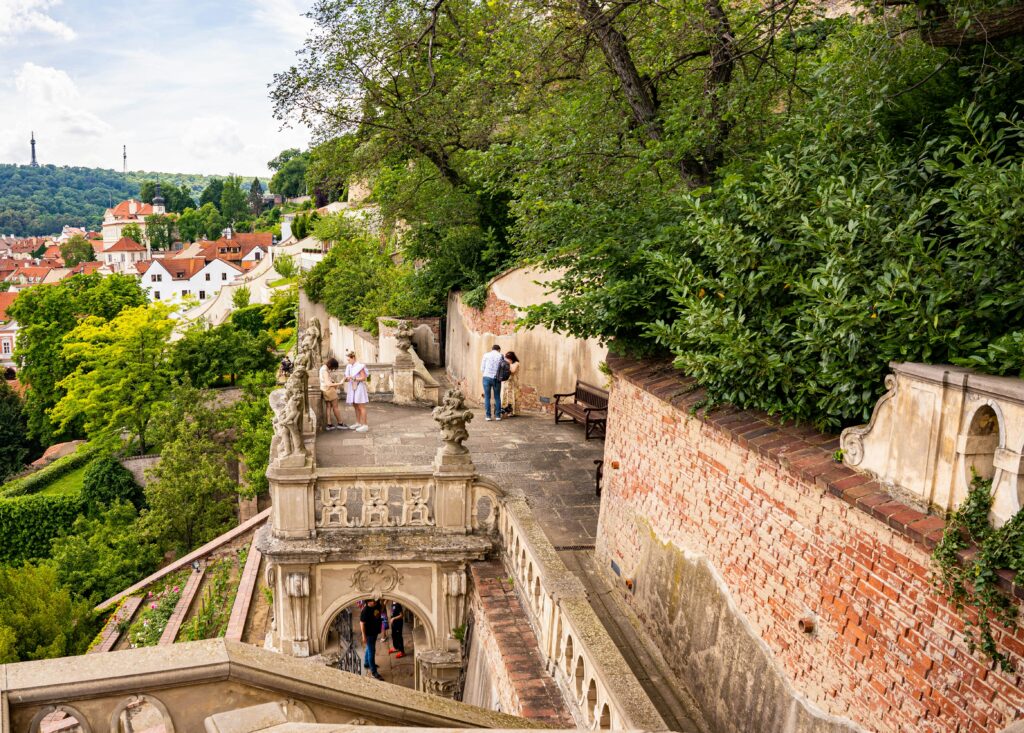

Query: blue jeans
364,634,379,673
482,376,501,418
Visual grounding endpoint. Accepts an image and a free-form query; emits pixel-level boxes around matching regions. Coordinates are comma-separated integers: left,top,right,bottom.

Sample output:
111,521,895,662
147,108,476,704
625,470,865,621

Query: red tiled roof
105,237,146,253
0,258,16,273
163,258,207,281
135,261,152,274
0,292,17,322
70,261,103,276
11,265,51,280
107,199,154,220
198,232,272,262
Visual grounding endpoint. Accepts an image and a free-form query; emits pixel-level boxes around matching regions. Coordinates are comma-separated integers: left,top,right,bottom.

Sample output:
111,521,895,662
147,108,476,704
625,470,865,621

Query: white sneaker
355,424,369,432
325,425,335,431
485,416,492,421
495,417,501,421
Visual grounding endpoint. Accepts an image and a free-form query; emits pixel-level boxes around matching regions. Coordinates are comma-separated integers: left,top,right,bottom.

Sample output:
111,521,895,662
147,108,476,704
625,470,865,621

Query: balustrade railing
496,496,665,731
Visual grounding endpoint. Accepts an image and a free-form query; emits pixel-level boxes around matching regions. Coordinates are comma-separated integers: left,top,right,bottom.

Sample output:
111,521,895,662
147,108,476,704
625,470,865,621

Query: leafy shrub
232,285,252,309
0,563,97,662
0,443,98,498
81,456,145,513
273,253,297,279
0,494,86,564
126,572,188,647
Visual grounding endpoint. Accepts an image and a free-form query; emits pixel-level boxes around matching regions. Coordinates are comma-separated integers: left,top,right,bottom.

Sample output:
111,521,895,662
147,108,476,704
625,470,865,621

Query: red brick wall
457,290,519,337
598,357,1024,733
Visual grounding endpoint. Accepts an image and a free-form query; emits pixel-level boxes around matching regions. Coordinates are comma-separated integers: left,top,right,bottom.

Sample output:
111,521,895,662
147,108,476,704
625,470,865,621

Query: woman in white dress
344,351,370,432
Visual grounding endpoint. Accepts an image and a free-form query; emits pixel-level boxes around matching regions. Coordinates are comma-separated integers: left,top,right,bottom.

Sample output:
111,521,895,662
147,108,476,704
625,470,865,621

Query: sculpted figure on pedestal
432,388,473,455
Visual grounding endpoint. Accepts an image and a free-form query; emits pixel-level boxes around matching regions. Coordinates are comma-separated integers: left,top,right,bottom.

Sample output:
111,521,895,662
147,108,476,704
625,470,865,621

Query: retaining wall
597,356,1024,733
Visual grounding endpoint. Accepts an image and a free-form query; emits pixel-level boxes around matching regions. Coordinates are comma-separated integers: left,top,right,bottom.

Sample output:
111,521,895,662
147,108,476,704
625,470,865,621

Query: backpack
496,359,511,382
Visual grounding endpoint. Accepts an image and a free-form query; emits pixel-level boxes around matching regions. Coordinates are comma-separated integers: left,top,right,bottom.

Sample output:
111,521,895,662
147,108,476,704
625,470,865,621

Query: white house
100,237,148,274
102,199,158,248
0,291,18,369
140,257,242,304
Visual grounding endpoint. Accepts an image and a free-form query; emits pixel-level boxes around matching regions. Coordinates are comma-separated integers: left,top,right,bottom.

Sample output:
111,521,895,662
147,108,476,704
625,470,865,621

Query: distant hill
0,164,257,237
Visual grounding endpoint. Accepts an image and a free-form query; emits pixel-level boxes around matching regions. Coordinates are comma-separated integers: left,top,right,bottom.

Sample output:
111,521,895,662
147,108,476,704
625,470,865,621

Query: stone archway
319,589,437,652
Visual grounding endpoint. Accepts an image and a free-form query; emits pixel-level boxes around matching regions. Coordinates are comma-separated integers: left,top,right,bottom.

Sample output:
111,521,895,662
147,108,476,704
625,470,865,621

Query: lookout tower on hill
29,131,38,167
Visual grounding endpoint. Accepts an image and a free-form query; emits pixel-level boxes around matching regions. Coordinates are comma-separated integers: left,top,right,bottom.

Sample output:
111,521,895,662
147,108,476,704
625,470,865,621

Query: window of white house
221,273,227,281
151,274,162,282
199,291,206,300
204,273,210,281
182,289,190,297
255,251,262,260
153,291,160,300
2,340,10,355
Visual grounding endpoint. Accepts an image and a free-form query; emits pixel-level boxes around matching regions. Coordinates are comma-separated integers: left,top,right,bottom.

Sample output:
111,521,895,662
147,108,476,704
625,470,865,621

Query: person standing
502,351,520,417
359,598,384,680
345,351,370,432
388,601,406,658
480,344,504,421
318,357,348,431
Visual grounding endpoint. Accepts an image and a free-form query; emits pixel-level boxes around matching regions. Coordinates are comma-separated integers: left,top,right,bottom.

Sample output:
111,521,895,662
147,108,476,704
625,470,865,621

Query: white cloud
182,116,247,161
251,0,313,43
14,62,109,137
0,0,75,44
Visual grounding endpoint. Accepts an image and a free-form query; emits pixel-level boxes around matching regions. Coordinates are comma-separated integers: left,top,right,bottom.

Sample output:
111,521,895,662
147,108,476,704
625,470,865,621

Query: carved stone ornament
402,485,435,526
444,565,468,634
351,562,402,594
270,371,308,466
432,388,474,455
361,485,394,527
317,487,352,528
839,373,897,466
287,572,310,598
395,321,414,355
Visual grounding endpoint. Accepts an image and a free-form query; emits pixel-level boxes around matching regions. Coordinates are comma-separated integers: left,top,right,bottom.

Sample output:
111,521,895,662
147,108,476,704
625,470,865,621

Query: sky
0,0,314,177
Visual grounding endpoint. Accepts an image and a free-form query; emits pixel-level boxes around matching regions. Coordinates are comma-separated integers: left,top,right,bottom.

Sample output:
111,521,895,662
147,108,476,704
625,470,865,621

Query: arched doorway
321,596,422,688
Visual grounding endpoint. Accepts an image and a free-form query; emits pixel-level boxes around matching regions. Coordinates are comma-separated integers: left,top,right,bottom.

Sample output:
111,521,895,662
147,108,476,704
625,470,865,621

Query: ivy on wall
933,474,1024,670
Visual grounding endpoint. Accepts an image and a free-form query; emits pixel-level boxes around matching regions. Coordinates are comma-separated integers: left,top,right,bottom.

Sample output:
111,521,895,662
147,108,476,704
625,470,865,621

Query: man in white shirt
480,344,505,421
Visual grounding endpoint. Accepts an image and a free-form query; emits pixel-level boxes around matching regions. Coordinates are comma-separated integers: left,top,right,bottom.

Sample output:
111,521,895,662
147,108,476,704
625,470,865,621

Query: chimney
223,227,233,240
128,200,138,215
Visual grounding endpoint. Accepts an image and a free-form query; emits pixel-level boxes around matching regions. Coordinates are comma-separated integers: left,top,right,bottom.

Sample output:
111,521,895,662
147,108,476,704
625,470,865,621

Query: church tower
152,181,166,215
30,131,39,167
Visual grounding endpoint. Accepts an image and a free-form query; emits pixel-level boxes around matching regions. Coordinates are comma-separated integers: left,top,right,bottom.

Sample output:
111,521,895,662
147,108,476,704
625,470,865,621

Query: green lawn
268,276,297,288
38,465,88,496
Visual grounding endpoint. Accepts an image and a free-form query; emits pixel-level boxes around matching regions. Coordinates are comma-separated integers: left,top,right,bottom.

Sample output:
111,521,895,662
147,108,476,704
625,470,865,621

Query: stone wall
379,317,442,366
446,267,606,413
119,454,161,486
597,357,1024,733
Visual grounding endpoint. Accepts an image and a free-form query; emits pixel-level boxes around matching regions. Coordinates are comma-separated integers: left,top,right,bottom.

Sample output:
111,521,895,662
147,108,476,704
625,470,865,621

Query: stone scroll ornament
351,562,402,594
432,388,474,455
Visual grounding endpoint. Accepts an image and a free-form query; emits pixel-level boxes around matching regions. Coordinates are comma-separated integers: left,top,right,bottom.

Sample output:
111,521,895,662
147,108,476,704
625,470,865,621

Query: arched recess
598,703,611,729
319,589,437,652
108,694,175,733
30,705,93,733
961,402,1003,484
562,635,575,675
585,679,598,725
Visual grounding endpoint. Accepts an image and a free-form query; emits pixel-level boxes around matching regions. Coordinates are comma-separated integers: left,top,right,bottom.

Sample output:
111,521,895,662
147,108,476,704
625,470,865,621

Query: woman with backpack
319,357,348,431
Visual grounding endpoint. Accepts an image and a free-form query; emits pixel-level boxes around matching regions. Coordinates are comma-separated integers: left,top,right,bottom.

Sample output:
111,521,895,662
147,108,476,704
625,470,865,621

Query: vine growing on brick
932,474,1024,671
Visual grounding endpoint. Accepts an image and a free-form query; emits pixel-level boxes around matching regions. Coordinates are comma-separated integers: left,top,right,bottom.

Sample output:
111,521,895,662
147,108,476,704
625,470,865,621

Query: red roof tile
0,292,17,322
107,199,154,220
105,237,147,253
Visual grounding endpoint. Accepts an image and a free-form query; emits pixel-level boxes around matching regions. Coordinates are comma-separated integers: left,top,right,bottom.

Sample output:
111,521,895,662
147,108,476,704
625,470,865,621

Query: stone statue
432,388,473,455
394,321,414,361
302,318,323,366
271,369,308,466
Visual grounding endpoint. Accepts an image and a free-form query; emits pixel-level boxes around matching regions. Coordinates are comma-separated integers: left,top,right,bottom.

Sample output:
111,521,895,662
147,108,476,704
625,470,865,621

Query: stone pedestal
269,464,316,539
418,649,462,698
393,363,416,405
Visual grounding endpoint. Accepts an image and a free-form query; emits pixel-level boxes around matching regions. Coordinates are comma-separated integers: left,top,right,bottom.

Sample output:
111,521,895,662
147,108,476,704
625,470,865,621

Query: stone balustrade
495,495,666,731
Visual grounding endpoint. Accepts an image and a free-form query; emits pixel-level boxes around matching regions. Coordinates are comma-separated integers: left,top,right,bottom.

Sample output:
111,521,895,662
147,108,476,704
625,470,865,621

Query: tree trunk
576,0,663,141
920,3,1024,46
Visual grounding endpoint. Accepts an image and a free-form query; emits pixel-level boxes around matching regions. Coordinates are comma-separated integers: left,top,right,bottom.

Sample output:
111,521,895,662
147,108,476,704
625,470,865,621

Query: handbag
323,385,339,401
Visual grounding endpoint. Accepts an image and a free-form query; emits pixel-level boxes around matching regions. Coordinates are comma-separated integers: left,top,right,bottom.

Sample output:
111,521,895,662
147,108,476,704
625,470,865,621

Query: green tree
199,178,224,211
0,563,96,662
266,285,298,330
59,234,95,267
221,176,248,224
176,207,202,242
121,222,143,243
144,213,175,251
232,373,275,497
49,502,161,605
171,321,276,387
273,253,296,279
81,455,145,512
232,285,252,308
199,202,228,240
143,428,236,552
51,303,174,454
248,177,264,216
268,149,309,197
306,135,357,205
0,381,30,481
167,183,196,213
8,274,147,445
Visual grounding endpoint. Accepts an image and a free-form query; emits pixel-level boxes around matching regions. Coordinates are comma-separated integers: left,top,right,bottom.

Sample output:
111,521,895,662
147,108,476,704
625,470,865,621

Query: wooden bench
554,380,609,440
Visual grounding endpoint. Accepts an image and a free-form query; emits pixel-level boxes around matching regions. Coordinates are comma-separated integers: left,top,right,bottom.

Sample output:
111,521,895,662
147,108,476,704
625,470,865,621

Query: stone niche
840,362,1024,525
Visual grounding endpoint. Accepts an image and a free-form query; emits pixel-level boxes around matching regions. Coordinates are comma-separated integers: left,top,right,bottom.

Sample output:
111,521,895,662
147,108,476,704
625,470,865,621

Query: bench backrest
575,380,609,409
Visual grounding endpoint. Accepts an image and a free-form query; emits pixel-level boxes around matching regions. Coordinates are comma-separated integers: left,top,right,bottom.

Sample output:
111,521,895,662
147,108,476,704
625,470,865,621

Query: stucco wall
597,357,1024,733
446,268,607,413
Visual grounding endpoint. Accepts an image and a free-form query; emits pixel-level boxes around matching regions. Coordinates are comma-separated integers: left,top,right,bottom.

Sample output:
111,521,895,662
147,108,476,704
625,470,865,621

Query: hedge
0,443,98,498
0,493,86,564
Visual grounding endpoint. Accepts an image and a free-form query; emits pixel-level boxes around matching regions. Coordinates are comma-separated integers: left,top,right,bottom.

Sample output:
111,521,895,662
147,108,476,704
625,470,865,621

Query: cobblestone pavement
316,403,604,548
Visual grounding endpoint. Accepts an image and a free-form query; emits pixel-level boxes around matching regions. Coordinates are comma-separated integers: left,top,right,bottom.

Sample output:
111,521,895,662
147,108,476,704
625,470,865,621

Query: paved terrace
316,403,706,732
316,403,603,548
